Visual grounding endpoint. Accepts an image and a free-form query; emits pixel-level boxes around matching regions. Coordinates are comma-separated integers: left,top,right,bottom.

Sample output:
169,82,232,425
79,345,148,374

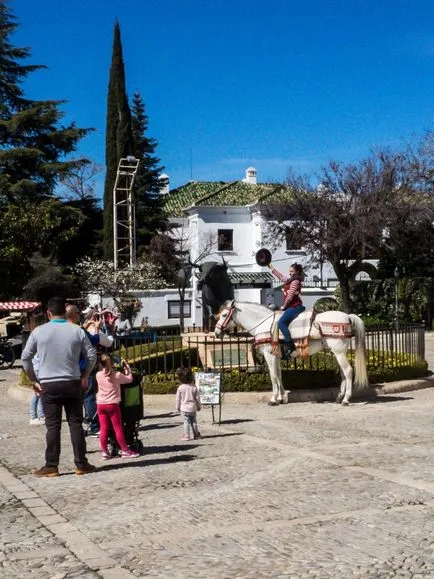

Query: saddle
270,310,352,359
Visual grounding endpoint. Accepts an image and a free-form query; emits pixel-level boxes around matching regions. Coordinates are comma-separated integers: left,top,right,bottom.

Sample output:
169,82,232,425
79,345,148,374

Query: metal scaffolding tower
113,156,140,269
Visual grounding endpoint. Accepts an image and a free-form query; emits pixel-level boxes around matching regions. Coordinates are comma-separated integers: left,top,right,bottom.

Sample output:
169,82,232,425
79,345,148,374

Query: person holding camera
76,307,114,435
95,353,140,459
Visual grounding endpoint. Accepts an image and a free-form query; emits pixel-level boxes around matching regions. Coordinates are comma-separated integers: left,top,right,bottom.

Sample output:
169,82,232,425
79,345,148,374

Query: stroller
106,371,145,456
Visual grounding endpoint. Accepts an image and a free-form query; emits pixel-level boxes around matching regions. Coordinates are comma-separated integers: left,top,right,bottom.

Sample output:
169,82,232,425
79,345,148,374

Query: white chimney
243,166,257,185
158,173,170,195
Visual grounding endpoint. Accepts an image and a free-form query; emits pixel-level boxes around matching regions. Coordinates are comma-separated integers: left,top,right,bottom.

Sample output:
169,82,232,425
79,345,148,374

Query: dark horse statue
190,258,234,331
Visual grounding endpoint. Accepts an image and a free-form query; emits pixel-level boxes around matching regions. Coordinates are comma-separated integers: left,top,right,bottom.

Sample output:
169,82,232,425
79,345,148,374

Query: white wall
102,289,195,329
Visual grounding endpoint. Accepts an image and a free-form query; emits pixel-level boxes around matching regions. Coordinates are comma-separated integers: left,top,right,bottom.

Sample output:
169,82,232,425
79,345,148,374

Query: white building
127,167,377,329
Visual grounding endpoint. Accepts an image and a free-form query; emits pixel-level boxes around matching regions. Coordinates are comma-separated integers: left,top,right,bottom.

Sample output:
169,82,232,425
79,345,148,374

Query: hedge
142,359,429,395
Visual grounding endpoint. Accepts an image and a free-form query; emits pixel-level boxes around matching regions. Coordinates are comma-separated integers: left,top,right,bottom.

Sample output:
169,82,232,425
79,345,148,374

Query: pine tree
131,91,167,249
0,3,92,297
103,21,134,259
0,3,91,203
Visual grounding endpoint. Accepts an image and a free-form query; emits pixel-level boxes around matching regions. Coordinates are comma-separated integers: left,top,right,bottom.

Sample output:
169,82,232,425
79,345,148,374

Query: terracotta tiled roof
163,181,293,216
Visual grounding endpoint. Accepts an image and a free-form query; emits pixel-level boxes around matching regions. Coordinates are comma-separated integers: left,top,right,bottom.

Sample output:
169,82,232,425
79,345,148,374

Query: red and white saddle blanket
256,311,352,358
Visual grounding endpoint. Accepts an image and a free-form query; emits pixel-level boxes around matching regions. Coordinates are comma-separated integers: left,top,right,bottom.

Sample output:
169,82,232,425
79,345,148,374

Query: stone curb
6,375,434,407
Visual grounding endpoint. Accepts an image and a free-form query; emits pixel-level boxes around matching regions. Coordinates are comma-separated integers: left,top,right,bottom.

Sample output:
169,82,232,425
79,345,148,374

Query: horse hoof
341,400,349,406
336,396,344,404
267,401,280,406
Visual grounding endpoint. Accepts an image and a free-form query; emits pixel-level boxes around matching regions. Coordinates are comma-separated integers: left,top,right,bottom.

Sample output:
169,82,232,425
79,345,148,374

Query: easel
195,371,223,425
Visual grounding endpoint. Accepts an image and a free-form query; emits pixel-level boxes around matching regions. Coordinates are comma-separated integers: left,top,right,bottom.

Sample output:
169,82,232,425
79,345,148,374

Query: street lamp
394,267,399,330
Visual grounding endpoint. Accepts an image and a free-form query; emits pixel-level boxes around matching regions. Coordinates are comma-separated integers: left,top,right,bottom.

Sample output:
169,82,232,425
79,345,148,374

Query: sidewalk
2,360,434,578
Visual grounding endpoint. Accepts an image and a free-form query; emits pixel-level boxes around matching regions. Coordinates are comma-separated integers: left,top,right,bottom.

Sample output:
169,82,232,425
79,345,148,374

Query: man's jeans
278,304,306,344
41,380,87,468
84,374,99,432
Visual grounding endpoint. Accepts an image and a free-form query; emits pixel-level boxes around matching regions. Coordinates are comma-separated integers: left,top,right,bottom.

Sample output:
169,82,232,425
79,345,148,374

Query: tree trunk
332,261,354,313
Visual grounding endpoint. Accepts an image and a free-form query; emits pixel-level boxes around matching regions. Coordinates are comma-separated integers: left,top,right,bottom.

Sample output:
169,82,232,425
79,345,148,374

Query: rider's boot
282,339,296,358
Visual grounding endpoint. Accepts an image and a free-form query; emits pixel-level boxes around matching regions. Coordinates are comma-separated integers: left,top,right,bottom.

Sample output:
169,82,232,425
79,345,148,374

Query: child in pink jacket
96,354,140,459
175,367,202,441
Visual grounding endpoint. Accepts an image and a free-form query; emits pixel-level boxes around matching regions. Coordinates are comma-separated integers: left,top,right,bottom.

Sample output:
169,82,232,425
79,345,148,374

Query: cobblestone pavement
1,339,434,579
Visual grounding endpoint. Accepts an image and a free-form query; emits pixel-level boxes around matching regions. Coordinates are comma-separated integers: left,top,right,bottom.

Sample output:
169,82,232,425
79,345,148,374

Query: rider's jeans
278,305,306,344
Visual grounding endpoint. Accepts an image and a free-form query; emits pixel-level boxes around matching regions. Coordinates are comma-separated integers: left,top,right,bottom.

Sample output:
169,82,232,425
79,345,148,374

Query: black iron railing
114,323,426,378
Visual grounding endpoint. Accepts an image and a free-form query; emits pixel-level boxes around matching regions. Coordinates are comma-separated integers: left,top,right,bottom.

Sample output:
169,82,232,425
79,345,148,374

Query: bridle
215,300,236,334
215,300,276,335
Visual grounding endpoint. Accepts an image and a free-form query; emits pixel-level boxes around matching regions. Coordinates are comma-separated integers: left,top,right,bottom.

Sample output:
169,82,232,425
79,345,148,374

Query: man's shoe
29,418,41,425
33,465,59,477
75,460,97,475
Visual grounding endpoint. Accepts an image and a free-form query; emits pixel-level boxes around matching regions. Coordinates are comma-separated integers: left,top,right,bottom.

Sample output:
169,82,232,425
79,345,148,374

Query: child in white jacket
175,367,201,441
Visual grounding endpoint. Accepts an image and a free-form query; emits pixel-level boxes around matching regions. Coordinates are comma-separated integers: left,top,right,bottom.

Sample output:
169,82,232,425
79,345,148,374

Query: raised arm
268,263,287,284
80,330,97,378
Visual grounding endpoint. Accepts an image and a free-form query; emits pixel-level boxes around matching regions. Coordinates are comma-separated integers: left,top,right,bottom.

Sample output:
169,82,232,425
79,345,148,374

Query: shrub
142,360,429,394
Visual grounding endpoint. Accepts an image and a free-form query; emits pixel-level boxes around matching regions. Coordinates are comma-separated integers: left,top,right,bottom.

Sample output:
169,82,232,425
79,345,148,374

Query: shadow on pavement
140,423,179,431
144,412,177,420
200,432,244,439
143,444,199,453
219,418,255,425
98,454,196,471
361,395,414,404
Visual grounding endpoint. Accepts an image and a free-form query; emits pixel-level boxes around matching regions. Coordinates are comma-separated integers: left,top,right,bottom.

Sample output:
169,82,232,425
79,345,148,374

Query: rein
217,302,276,335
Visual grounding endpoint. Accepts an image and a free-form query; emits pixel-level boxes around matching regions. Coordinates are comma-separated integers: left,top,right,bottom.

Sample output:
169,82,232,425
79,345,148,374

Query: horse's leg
334,351,353,405
264,349,281,405
336,365,346,404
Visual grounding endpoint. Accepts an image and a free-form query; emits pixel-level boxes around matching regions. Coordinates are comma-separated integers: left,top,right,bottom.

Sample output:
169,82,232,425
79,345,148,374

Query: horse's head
214,299,236,338
191,258,234,315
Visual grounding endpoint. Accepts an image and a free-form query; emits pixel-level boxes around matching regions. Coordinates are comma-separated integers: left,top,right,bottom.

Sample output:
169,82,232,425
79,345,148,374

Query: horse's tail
349,314,368,391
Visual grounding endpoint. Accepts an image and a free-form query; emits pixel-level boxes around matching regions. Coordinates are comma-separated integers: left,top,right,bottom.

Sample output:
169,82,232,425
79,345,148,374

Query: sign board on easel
195,371,222,425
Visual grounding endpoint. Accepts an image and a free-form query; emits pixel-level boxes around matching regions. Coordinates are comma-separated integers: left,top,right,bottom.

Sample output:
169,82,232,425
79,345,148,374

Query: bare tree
58,158,102,201
148,225,216,331
263,146,433,313
172,225,215,331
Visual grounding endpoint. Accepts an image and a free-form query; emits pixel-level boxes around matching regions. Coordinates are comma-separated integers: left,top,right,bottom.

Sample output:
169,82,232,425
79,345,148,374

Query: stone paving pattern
0,332,433,578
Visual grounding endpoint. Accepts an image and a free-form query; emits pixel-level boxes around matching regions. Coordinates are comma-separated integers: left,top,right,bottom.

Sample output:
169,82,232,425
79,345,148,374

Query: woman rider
268,262,305,355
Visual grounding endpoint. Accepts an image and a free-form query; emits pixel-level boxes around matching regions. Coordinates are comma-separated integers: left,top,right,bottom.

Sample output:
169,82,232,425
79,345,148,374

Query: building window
168,300,191,319
285,226,303,251
218,229,233,251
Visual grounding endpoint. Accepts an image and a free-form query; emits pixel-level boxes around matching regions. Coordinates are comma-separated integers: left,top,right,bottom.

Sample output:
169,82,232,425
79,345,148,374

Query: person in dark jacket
268,262,305,355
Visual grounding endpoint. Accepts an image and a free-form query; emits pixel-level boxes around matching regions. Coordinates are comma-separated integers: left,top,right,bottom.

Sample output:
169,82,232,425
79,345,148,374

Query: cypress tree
103,21,134,259
131,91,167,250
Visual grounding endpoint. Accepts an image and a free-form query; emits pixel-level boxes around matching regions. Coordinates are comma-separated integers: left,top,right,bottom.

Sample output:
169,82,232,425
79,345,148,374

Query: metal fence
115,323,426,378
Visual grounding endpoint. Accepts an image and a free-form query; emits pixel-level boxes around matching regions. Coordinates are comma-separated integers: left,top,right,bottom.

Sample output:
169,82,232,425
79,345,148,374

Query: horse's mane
220,300,271,317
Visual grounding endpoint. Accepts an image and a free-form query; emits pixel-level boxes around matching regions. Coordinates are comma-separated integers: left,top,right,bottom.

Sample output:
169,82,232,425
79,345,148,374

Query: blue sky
12,0,434,194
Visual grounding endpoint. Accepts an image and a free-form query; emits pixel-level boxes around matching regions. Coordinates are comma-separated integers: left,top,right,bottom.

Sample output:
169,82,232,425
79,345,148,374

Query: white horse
214,300,368,405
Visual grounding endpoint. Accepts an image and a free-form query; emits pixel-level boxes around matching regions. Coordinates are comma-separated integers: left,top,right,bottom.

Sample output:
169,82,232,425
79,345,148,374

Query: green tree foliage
0,4,91,297
103,21,134,259
349,278,433,325
131,91,167,249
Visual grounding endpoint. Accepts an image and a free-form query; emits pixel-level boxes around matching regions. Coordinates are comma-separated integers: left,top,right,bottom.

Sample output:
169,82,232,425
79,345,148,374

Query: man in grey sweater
22,297,97,477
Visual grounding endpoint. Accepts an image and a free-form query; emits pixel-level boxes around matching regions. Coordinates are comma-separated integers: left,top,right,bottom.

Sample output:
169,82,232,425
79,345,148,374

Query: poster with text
195,372,222,405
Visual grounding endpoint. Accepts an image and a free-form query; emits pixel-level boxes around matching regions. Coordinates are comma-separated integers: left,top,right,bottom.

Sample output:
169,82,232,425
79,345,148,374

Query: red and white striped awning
0,301,41,311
